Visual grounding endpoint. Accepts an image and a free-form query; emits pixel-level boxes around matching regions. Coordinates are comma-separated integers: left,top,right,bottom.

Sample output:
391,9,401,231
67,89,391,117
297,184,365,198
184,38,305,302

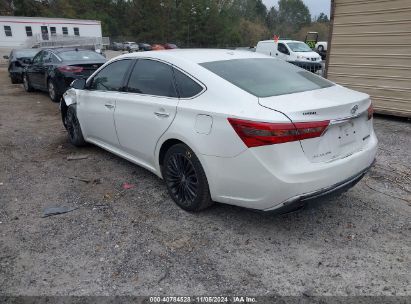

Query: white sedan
61,49,377,213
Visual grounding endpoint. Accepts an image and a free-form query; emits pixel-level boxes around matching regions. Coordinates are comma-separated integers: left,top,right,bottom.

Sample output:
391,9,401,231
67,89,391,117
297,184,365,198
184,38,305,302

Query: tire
48,79,60,103
66,105,86,147
23,74,33,92
318,45,324,52
162,144,213,211
10,74,19,84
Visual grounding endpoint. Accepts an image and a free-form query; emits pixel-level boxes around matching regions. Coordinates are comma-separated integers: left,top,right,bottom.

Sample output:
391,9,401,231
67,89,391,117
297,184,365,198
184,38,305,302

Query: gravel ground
0,66,410,297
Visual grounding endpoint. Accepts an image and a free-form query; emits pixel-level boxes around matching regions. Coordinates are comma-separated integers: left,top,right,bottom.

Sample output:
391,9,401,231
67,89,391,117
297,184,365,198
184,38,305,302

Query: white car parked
315,41,328,52
61,49,377,213
256,39,322,72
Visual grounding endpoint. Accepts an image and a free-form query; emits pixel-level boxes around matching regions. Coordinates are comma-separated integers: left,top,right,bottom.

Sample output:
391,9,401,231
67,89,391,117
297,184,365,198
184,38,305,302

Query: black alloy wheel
66,105,86,147
163,144,213,211
23,74,33,92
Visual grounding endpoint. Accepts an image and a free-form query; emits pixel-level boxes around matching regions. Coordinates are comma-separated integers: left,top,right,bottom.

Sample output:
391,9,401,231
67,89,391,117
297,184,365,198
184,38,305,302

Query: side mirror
71,78,86,90
3,55,9,59
23,58,32,64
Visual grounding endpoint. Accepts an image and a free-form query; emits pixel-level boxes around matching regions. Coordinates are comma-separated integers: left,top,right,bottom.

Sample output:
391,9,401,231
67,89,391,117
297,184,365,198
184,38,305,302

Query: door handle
154,111,170,118
105,103,115,109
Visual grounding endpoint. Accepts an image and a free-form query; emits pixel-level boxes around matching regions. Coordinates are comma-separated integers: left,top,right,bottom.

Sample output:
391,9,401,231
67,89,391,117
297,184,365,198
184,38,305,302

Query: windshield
58,50,105,61
15,49,39,58
286,42,312,52
200,58,333,97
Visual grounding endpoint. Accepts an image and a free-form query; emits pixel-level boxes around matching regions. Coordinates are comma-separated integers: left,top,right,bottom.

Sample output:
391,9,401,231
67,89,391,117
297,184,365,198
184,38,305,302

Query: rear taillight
228,118,330,148
367,103,373,120
58,65,83,73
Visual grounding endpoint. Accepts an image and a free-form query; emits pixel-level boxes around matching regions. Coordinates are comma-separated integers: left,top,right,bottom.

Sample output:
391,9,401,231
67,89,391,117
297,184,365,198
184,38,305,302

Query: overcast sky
262,0,331,18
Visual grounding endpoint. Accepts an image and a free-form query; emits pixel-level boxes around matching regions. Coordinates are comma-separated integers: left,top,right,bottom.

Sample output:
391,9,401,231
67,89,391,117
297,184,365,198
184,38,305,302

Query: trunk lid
62,60,105,77
259,85,373,163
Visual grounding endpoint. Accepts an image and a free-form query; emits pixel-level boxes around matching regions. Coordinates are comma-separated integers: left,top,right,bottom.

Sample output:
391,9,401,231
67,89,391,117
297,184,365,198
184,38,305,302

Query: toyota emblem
351,105,359,115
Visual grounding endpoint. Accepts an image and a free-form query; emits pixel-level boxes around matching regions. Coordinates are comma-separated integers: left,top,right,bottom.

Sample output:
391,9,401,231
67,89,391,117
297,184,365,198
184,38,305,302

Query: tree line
1,0,330,47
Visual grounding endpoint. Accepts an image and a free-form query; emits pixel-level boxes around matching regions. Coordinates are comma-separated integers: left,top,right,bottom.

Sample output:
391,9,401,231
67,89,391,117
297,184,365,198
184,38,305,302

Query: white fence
25,34,110,50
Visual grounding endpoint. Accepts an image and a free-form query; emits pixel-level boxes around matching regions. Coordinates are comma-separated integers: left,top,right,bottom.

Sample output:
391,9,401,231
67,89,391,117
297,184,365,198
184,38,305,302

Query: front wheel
23,74,33,92
163,144,213,212
10,74,19,84
66,105,86,147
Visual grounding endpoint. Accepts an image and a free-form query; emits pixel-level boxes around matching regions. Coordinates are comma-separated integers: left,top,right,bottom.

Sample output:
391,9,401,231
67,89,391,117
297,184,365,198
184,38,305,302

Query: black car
4,49,39,84
23,48,106,102
138,43,152,51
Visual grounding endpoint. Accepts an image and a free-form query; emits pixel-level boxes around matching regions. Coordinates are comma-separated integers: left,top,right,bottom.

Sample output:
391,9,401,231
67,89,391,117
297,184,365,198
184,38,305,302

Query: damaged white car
61,50,377,213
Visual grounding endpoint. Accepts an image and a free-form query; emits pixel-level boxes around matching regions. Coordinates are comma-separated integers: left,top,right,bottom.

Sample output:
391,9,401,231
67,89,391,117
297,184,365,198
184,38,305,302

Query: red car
151,44,165,51
164,43,178,49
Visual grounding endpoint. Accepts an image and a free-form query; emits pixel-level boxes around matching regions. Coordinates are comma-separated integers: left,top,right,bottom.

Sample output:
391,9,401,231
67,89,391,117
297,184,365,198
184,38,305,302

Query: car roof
279,40,303,43
43,48,90,54
258,39,302,43
115,49,268,64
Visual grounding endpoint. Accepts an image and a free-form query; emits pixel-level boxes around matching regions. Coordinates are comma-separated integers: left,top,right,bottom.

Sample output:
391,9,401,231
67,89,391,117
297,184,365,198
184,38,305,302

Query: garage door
326,0,411,117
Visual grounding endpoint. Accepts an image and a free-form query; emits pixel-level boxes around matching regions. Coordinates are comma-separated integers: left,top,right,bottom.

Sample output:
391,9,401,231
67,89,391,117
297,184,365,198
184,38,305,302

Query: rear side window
126,59,177,98
32,51,44,64
89,60,131,91
200,58,333,97
173,68,203,98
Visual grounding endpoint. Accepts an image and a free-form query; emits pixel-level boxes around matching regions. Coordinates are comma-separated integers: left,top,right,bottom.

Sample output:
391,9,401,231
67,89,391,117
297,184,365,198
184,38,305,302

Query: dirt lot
0,66,410,297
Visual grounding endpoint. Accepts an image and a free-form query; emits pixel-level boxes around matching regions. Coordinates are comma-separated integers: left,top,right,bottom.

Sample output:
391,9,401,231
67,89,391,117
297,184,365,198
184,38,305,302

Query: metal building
326,0,411,117
0,16,103,49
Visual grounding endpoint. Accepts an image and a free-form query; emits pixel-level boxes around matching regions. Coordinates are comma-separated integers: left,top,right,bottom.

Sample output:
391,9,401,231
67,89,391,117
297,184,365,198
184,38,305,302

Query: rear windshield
200,58,333,97
58,50,104,61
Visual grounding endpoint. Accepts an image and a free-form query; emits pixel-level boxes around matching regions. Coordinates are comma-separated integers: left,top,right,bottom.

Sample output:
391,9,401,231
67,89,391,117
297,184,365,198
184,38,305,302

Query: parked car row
110,41,178,52
4,46,376,213
11,48,107,102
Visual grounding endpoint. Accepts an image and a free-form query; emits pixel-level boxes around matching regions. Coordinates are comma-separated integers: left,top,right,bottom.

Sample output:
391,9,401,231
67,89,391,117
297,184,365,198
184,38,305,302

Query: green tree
316,12,329,23
277,0,311,36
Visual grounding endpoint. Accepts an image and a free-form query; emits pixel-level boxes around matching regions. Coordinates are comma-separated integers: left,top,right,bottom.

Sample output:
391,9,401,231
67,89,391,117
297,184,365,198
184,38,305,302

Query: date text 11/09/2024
149,296,257,303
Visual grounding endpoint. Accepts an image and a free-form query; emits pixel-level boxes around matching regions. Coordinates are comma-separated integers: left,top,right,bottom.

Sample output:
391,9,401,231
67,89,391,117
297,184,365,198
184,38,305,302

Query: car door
27,50,45,88
276,43,290,61
114,59,179,167
76,59,133,148
37,51,52,90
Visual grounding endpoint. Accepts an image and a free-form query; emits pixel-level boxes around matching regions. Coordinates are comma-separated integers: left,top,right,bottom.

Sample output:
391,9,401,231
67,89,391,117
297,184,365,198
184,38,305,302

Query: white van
256,39,322,71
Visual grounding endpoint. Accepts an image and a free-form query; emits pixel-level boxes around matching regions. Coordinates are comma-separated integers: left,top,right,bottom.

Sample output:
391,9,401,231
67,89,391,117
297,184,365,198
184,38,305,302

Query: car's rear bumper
200,130,377,211
264,159,375,213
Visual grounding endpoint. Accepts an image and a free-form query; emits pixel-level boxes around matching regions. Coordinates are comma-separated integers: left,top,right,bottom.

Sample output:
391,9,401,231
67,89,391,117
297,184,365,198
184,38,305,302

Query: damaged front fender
60,88,78,129
62,88,78,106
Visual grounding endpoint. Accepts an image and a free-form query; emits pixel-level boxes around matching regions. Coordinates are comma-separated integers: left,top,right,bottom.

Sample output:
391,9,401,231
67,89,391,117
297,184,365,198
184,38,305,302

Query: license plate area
300,115,371,163
338,120,356,146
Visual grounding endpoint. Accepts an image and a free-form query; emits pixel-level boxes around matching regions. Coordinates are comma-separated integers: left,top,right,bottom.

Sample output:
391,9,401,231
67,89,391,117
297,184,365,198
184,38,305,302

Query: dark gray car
4,49,40,84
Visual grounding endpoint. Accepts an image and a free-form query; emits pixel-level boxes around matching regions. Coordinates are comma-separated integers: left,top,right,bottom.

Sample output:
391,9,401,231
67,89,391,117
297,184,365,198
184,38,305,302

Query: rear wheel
48,79,60,103
23,74,33,92
163,144,213,212
66,105,86,147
